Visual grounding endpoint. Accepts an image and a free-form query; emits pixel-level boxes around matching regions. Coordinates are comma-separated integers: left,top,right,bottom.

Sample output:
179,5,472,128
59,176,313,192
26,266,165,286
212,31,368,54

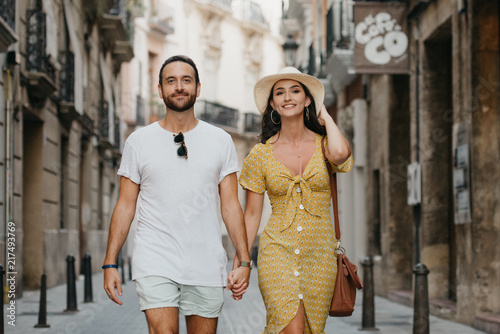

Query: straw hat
254,67,325,115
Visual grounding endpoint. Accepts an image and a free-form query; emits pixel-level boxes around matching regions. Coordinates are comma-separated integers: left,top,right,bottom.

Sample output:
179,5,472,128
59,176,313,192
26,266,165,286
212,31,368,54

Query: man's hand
103,268,124,305
226,266,251,301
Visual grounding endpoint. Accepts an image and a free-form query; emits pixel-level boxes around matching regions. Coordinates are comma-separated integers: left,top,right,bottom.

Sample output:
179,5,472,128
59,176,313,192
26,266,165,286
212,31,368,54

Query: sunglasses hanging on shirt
173,132,188,159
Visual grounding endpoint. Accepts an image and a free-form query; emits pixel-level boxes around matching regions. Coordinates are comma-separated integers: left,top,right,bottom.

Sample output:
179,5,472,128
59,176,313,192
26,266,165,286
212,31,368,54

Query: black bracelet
102,264,118,269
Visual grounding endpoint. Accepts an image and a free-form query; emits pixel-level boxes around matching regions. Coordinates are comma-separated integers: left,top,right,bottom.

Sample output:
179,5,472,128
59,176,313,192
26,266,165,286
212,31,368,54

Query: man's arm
103,176,140,305
219,173,251,297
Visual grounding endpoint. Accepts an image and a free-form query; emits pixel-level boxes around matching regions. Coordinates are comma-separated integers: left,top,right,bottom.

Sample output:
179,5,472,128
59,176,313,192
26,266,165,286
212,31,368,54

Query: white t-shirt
118,120,240,286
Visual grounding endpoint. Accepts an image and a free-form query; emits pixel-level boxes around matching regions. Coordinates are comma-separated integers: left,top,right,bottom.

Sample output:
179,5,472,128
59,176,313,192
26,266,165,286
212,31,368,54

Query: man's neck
160,109,199,133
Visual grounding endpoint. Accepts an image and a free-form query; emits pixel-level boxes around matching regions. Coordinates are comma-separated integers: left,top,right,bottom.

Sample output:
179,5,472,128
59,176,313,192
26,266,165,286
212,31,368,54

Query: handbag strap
321,137,341,241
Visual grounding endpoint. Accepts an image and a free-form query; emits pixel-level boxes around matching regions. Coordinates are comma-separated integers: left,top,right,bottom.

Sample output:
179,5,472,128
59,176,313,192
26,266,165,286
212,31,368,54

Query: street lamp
283,34,299,67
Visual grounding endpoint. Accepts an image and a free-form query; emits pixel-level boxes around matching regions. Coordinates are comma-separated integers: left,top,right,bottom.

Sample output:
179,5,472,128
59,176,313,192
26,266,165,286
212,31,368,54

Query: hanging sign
354,2,409,74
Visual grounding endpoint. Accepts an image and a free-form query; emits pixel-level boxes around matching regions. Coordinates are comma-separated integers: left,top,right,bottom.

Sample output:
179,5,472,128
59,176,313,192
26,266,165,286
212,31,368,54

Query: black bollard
128,257,132,281
64,255,78,312
34,274,50,328
83,253,93,303
413,263,429,334
1,264,4,334
360,257,378,331
251,245,258,267
119,254,126,285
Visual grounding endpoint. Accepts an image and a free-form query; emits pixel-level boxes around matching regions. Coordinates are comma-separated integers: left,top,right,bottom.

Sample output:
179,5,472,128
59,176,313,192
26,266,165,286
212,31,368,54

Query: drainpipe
4,64,15,273
414,42,421,265
413,21,422,265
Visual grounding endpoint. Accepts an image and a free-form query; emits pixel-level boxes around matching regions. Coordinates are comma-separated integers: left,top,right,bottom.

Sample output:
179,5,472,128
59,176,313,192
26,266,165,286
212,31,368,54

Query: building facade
282,0,500,332
0,0,134,293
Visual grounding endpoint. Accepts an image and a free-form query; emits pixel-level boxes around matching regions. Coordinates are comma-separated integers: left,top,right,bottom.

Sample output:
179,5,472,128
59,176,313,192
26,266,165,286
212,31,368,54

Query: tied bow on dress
279,171,322,232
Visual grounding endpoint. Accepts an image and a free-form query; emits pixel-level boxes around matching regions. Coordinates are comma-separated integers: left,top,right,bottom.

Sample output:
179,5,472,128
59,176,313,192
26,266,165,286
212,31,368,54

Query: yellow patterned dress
239,134,353,334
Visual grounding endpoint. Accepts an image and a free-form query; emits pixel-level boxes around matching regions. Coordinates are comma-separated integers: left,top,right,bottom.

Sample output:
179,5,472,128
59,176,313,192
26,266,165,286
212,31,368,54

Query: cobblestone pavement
5,266,485,334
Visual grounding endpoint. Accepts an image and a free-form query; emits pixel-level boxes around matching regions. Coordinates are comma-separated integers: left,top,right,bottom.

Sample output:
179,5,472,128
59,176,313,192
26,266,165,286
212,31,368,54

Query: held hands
226,256,250,301
103,268,124,305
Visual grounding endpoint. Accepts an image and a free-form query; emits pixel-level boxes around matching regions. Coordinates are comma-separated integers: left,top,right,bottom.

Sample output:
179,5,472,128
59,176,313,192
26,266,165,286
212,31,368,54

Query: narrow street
7,266,485,334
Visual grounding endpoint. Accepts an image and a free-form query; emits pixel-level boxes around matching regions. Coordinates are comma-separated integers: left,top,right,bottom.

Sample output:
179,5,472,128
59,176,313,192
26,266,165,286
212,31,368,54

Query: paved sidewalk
5,267,485,334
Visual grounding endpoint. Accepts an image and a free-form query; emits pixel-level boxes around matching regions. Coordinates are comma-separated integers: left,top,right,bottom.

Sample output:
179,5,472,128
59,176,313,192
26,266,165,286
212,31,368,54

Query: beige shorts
135,276,224,318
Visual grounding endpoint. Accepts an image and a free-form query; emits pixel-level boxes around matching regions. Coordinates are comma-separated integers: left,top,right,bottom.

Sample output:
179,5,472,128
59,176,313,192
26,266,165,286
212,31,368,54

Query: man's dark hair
158,55,200,87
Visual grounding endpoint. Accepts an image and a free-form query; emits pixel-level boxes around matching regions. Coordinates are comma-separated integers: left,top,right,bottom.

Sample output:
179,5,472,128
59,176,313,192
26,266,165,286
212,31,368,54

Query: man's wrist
102,264,118,269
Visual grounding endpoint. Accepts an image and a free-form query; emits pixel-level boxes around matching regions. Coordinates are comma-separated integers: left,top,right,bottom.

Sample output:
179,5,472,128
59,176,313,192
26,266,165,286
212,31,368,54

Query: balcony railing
59,50,75,103
136,95,145,126
198,100,238,129
325,1,354,52
109,0,128,27
244,113,261,133
81,112,95,134
207,0,232,12
149,16,174,35
26,7,56,83
98,0,130,43
0,0,15,31
99,100,110,140
114,115,120,148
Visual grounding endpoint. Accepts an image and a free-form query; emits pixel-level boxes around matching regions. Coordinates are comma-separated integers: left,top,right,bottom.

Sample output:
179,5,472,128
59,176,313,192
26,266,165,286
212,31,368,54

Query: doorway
422,19,456,301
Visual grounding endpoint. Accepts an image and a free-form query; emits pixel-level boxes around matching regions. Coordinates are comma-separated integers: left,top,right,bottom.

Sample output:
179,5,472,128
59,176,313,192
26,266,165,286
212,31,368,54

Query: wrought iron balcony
149,16,174,35
58,50,81,130
81,112,95,135
99,100,112,147
244,113,261,133
0,0,17,51
59,50,75,103
323,0,356,93
0,0,15,30
197,100,238,129
98,0,134,70
114,115,121,149
98,0,129,43
25,5,57,101
325,0,354,54
136,95,145,126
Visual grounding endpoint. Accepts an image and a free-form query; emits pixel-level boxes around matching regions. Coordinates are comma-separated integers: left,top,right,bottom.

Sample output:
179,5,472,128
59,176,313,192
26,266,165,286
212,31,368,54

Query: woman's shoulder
245,142,271,162
250,142,270,153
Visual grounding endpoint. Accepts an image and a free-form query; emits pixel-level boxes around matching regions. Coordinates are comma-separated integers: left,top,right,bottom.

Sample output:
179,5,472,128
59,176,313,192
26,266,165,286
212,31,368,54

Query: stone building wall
12,0,132,292
466,0,500,322
407,0,500,328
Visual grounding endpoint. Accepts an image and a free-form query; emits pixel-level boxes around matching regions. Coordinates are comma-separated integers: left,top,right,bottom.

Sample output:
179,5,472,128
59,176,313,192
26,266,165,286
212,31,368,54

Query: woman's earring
271,109,281,125
306,107,310,121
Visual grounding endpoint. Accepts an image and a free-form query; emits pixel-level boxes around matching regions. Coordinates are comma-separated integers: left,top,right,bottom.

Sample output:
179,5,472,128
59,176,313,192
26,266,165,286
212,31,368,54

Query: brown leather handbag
321,138,363,317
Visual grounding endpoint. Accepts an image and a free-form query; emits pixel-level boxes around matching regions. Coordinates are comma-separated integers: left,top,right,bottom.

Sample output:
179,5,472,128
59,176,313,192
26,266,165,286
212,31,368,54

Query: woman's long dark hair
259,82,326,143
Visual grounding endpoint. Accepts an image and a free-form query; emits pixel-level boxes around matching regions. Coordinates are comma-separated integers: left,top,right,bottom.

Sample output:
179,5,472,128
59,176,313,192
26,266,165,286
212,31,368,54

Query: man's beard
164,92,197,112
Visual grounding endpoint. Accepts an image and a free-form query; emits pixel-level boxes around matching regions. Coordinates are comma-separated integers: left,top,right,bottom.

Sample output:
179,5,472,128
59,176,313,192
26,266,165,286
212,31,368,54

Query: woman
237,67,353,333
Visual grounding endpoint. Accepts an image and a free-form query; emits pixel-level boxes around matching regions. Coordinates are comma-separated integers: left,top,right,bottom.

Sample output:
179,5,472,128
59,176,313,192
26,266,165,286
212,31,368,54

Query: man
103,55,251,334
